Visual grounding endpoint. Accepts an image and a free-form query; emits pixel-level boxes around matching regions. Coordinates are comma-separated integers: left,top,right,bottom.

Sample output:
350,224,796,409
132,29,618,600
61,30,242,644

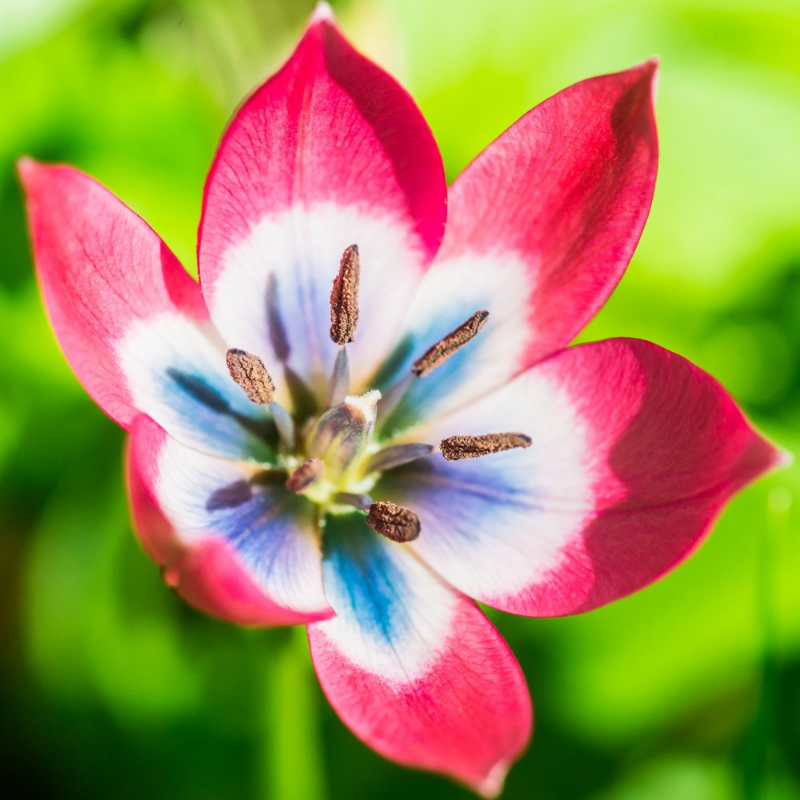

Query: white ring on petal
398,370,597,602
118,312,270,459
208,203,428,401
153,433,328,615
318,538,459,682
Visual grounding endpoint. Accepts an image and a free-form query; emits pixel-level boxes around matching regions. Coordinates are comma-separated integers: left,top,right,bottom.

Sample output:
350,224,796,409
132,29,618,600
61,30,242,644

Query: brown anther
366,501,421,543
226,348,275,404
329,244,361,345
285,458,324,493
440,432,532,461
412,310,489,377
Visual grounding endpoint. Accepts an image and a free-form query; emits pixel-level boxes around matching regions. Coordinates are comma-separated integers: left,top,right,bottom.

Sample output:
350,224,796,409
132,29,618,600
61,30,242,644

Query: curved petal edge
308,514,531,794
19,158,208,428
379,61,659,427
198,10,447,397
379,338,784,617
441,60,659,367
126,415,334,627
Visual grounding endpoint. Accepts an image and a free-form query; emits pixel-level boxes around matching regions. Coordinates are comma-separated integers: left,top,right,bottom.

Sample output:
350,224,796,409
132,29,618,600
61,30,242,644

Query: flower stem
258,625,327,800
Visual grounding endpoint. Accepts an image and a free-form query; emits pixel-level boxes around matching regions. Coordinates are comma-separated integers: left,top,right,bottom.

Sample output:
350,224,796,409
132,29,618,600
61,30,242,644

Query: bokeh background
1,0,799,798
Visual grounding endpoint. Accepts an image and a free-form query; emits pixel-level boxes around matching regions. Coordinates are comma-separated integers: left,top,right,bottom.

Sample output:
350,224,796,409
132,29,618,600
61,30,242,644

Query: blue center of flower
223,244,531,543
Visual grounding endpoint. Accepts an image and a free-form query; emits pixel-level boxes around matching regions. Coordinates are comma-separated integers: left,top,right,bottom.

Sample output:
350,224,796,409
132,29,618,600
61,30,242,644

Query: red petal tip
16,158,69,194
775,447,795,469
754,433,792,472
606,57,659,108
624,57,658,86
16,155,37,177
309,1,336,25
16,156,50,188
474,760,512,798
631,57,659,97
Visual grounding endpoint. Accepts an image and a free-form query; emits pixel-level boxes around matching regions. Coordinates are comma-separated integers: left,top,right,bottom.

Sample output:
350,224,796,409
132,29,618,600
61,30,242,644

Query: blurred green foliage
1,1,798,798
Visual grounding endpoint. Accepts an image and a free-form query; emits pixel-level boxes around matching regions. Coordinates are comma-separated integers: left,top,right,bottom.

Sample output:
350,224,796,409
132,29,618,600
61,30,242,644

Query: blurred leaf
23,469,202,721
592,757,736,800
2,0,800,798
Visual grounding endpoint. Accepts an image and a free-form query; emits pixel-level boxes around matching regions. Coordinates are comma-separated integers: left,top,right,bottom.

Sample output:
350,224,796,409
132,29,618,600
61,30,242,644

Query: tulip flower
20,3,783,794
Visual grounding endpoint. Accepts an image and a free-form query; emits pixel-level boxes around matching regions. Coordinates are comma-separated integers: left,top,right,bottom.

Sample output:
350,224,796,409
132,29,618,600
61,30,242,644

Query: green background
1,1,799,798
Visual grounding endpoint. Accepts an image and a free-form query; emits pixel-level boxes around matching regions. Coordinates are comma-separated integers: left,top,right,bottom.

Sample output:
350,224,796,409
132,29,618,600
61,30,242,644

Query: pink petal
444,60,658,364
307,512,531,794
378,338,783,617
20,159,206,420
20,159,276,459
198,10,446,401
376,62,658,428
126,415,333,626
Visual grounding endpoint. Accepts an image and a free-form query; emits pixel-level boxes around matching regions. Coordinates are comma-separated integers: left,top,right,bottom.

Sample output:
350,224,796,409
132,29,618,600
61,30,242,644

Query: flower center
224,245,531,542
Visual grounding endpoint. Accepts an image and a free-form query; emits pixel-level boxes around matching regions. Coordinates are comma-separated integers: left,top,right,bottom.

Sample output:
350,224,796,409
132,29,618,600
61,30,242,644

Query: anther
329,244,361,345
412,310,489,377
440,432,532,461
285,458,324,493
366,501,421,543
226,349,275,404
226,348,295,449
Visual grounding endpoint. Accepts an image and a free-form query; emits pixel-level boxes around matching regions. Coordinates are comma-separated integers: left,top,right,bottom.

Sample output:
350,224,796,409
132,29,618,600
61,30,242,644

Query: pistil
307,390,381,481
440,432,532,461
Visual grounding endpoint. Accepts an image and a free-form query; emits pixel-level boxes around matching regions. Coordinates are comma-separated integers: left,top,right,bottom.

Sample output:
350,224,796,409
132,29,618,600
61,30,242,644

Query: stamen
285,458,324,493
375,372,413,426
332,492,373,511
440,432,531,461
365,442,435,474
329,244,361,345
327,345,350,407
271,401,296,452
226,348,275,404
226,348,294,449
412,310,489,377
366,501,421,543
